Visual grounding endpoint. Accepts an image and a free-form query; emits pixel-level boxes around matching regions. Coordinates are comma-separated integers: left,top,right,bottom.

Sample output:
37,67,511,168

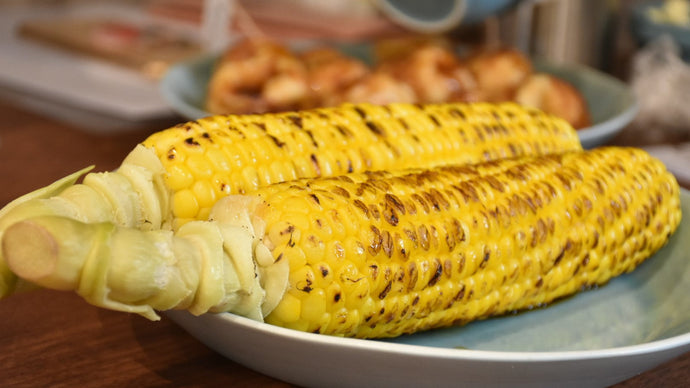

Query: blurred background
1,0,690,183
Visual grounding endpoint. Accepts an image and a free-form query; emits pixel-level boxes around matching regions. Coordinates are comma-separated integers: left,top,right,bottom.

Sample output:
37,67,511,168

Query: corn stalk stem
0,145,170,298
1,195,287,321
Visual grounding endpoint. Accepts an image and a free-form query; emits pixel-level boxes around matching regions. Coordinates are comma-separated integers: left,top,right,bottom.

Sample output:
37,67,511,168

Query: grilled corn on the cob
2,147,681,338
0,102,581,298
143,102,581,225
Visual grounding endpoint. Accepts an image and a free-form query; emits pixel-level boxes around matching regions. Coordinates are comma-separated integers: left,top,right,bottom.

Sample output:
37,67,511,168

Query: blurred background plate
534,60,638,149
159,54,214,120
161,50,636,148
0,3,185,132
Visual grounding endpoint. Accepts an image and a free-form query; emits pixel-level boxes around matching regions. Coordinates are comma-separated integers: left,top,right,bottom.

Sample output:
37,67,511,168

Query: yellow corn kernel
269,291,301,323
301,288,328,324
191,180,217,210
257,147,681,338
186,154,215,180
172,189,199,220
165,164,194,191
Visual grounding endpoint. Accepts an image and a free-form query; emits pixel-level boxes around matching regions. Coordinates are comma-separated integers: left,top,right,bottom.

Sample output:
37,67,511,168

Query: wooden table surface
0,100,688,387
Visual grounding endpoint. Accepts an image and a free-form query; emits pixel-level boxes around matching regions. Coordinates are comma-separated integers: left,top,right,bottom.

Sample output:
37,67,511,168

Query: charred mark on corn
428,114,441,127
427,259,443,287
184,137,200,146
378,282,392,299
287,114,303,128
365,121,385,136
310,154,321,176
353,106,368,119
267,134,285,148
334,124,351,137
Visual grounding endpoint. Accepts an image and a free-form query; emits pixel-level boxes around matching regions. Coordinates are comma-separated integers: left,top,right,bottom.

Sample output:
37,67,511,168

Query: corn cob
0,102,581,298
2,147,681,338
143,101,581,225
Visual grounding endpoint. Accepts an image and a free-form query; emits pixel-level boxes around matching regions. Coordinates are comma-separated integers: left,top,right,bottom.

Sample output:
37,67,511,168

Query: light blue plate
159,55,214,121
160,53,636,149
167,189,690,388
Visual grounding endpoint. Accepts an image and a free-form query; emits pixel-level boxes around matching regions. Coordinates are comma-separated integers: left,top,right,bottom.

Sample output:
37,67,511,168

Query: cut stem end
3,221,59,282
